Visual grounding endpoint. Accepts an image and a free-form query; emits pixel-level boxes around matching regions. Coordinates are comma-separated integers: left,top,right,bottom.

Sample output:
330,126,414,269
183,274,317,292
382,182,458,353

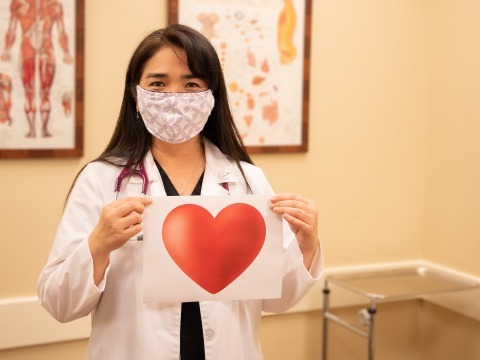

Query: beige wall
256,0,429,267
424,0,480,275
0,0,479,359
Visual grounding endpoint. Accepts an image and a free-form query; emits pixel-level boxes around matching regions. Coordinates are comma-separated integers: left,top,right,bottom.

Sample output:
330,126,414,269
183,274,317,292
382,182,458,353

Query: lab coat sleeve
244,165,323,313
262,228,323,313
37,163,110,323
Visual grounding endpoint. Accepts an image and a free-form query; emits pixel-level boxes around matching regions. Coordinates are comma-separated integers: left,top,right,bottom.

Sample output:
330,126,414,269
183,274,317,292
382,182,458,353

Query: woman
38,24,322,360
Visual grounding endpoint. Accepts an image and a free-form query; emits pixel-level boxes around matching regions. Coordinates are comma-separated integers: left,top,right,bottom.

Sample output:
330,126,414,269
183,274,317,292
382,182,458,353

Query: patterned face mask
136,85,215,144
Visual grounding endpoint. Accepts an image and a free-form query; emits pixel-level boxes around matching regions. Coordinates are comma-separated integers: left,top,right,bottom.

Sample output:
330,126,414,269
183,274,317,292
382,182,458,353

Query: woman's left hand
269,194,319,269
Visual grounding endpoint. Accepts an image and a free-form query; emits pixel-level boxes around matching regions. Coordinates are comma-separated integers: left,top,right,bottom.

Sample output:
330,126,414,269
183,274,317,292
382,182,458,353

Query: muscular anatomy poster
0,0,77,153
172,0,310,152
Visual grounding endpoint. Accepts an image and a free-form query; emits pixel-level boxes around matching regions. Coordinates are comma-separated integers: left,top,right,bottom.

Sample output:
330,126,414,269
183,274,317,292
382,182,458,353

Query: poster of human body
171,0,310,153
0,0,81,157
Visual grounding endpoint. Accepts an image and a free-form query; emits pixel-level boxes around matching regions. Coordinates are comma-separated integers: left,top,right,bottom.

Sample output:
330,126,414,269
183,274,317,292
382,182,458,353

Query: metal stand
322,280,377,360
321,283,330,360
320,266,478,360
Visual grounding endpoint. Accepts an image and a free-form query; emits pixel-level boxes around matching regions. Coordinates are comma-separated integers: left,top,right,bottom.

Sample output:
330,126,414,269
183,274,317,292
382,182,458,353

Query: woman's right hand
88,197,152,285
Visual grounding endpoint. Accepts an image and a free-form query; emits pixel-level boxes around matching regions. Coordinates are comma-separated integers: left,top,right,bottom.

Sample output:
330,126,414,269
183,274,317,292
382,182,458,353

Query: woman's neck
151,135,206,195
151,135,203,160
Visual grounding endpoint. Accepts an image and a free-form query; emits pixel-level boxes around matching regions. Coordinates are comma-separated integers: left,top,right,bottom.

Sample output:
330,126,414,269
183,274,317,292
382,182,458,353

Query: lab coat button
205,329,215,337
219,169,230,179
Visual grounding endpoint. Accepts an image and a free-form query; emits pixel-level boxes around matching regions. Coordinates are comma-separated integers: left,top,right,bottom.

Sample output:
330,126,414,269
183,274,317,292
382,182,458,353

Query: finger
270,193,310,202
113,196,152,208
115,211,144,231
270,194,313,208
270,201,315,221
274,198,318,224
271,200,312,213
283,213,318,243
120,218,146,242
280,207,316,226
115,198,152,216
121,223,144,240
270,193,304,203
283,213,307,231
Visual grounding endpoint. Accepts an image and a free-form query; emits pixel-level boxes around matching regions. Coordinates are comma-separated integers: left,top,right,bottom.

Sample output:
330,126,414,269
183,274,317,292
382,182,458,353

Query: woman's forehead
142,46,190,74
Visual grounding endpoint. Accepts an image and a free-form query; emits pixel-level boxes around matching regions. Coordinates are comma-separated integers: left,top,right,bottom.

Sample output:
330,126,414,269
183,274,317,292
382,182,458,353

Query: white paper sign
143,195,283,303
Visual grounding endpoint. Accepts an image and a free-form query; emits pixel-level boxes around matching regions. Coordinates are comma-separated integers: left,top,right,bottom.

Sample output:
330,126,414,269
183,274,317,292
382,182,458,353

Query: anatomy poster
143,195,283,302
0,0,81,156
171,0,310,152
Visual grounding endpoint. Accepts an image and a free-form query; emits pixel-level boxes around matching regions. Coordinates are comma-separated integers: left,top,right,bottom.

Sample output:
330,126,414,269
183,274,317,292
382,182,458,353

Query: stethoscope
114,162,149,241
114,161,230,241
114,162,149,200
114,160,230,200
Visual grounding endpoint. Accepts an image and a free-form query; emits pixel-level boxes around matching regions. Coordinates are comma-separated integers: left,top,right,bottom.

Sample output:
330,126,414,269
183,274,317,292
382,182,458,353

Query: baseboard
0,296,90,350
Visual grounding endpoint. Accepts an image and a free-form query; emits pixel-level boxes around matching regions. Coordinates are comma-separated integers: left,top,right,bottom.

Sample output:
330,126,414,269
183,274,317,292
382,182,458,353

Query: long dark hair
96,23,253,168
67,24,253,201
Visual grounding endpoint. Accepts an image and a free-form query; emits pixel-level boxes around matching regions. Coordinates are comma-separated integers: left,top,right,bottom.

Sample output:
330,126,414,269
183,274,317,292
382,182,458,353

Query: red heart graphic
162,203,266,294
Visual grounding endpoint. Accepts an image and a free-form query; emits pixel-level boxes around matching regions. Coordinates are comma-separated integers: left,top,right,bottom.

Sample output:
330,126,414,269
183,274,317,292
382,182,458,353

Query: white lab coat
38,139,322,360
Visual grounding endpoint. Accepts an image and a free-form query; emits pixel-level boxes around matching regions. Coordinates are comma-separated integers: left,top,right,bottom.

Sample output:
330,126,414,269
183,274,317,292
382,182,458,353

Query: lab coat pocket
117,181,145,199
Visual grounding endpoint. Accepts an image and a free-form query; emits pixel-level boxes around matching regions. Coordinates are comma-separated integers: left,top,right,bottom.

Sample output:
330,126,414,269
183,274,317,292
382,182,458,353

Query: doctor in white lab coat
38,24,322,360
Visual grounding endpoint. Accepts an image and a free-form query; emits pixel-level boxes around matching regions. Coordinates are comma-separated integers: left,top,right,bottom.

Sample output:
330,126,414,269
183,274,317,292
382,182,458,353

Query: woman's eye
186,82,200,88
150,81,165,87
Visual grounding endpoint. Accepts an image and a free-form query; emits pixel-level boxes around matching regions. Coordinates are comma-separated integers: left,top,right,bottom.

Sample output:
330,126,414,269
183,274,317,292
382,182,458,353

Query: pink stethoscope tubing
114,161,230,200
115,161,229,241
114,162,149,200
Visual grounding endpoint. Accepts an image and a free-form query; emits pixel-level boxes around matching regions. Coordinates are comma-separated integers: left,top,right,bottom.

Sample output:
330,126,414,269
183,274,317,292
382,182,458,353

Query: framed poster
0,0,84,158
169,0,311,153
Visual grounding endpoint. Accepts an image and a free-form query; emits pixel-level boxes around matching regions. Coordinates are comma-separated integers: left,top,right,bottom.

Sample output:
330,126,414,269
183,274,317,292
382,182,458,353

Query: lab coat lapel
129,139,239,197
202,138,238,196
142,151,167,197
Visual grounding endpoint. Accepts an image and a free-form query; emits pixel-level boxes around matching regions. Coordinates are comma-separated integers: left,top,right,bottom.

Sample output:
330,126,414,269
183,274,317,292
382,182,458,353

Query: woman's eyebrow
145,73,167,79
144,73,199,79
182,74,199,79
